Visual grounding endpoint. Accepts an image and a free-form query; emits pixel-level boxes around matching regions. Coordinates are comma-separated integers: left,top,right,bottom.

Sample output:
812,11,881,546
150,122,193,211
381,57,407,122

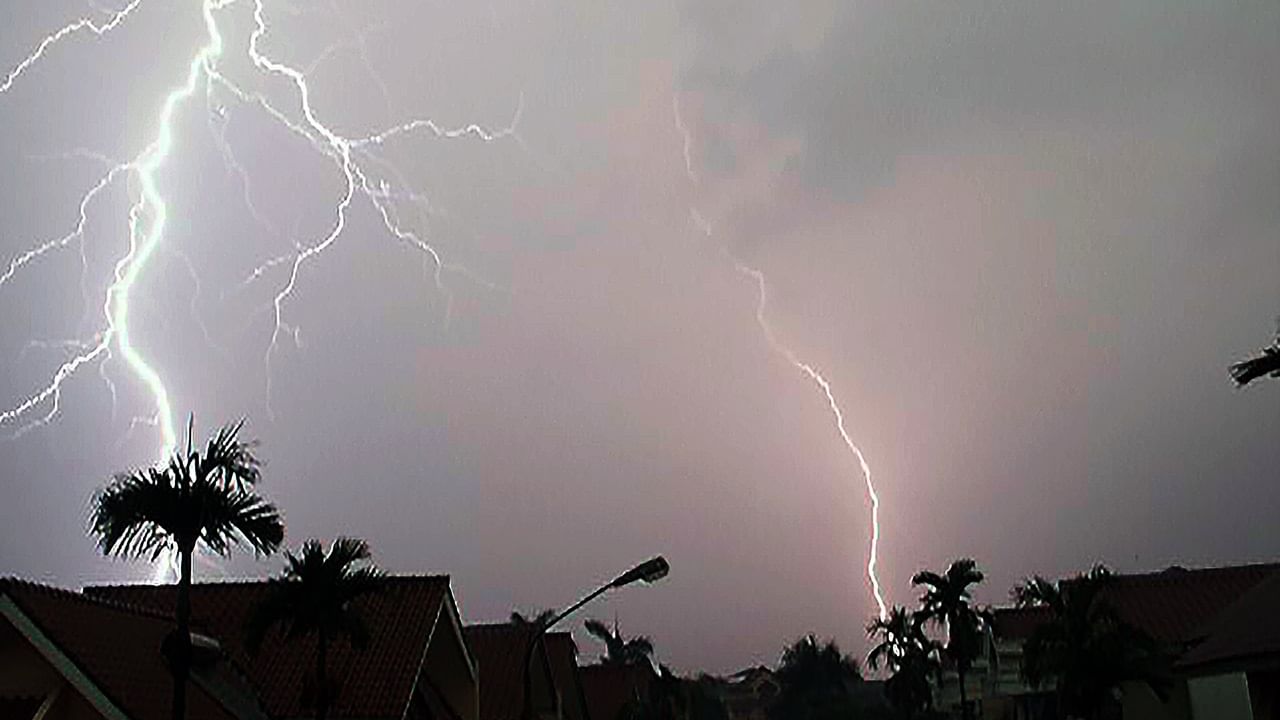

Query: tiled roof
463,623,584,720
578,664,654,720
543,634,588,720
87,575,450,720
1177,572,1280,671
1101,563,1280,646
464,623,536,720
1,578,242,720
990,563,1280,655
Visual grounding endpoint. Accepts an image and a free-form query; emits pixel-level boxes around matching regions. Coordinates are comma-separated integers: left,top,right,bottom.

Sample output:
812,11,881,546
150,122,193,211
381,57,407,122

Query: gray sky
0,0,1277,673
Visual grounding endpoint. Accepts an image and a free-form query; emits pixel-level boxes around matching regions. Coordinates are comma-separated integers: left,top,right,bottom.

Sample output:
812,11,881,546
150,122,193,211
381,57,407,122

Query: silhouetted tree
913,559,985,720
510,608,557,628
90,418,283,720
868,607,940,718
1014,565,1169,720
1230,324,1280,387
769,636,866,720
584,618,655,667
248,537,385,720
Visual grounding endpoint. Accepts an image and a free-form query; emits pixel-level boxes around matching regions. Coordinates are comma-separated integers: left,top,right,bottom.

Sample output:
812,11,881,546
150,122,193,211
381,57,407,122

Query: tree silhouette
867,606,939,718
769,636,865,720
248,537,385,720
90,418,283,720
584,618,655,667
1013,565,1168,720
510,608,557,628
1230,324,1280,387
912,559,985,720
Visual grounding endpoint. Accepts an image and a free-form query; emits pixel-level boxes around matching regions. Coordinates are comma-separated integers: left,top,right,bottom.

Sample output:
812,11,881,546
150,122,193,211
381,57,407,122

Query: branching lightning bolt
0,0,234,455
1,0,520,447
673,95,888,620
0,0,144,97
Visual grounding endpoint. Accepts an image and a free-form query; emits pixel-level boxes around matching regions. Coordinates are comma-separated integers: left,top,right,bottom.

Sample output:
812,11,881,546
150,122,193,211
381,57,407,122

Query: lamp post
521,556,670,720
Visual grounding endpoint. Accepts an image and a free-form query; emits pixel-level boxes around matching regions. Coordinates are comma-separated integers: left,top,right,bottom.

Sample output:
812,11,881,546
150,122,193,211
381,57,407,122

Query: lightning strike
0,0,144,96
673,94,888,620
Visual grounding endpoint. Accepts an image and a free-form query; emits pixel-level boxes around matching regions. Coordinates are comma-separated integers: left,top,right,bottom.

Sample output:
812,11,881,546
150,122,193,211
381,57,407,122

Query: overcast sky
0,0,1277,672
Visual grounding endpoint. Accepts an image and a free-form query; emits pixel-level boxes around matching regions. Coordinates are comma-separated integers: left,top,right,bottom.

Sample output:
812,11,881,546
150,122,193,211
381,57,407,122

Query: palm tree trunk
172,547,193,720
317,629,328,720
957,667,969,720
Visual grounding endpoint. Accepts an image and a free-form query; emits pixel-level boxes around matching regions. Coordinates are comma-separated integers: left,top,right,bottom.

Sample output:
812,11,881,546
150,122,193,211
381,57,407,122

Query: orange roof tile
87,576,450,720
1,578,243,720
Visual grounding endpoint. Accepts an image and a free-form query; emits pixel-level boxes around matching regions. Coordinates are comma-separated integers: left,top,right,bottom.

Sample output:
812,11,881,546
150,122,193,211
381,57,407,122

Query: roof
578,664,654,720
464,624,537,720
1178,572,1280,672
1101,563,1280,646
0,578,248,720
990,606,1054,642
87,575,452,720
463,623,585,720
989,563,1280,662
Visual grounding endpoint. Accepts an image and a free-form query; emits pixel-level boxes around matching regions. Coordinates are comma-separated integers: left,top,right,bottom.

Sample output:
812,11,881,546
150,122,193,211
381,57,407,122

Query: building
940,563,1280,720
1,577,266,720
88,577,478,720
462,623,589,720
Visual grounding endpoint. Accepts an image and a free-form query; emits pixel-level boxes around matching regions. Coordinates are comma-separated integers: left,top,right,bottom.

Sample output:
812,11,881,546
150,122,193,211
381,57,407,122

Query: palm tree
90,418,284,720
584,618,655,667
769,635,863,720
247,537,385,720
912,559,985,720
867,607,939,718
1230,326,1280,387
1013,565,1168,720
510,608,557,628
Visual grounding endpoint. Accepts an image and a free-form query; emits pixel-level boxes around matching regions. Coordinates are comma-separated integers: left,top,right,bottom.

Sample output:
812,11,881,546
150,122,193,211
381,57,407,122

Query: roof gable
88,575,452,720
1,578,242,720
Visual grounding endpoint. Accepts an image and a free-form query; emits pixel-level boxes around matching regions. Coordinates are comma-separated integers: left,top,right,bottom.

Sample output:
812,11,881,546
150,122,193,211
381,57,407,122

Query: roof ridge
1113,561,1280,582
86,573,451,590
1,576,177,622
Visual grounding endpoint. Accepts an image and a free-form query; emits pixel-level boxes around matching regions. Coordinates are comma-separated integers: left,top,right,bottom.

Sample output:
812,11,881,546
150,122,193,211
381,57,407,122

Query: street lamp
521,555,670,720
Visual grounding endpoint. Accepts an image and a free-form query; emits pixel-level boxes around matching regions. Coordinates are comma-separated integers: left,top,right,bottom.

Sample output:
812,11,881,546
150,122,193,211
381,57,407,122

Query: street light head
611,555,670,588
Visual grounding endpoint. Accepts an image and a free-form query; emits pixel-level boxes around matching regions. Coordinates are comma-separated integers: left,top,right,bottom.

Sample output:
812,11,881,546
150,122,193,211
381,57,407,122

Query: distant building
934,563,1280,720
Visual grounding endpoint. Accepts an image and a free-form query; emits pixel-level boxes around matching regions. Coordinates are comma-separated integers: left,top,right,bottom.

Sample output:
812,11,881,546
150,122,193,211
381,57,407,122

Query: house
577,664,655,720
86,576,479,720
462,623,589,720
1,577,266,720
941,563,1280,720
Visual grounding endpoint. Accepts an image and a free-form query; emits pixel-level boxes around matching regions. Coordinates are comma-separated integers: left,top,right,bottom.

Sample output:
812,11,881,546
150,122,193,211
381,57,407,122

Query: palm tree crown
912,559,986,720
1230,330,1280,387
868,607,940,719
248,537,385,720
91,419,283,560
1013,565,1168,719
90,418,283,720
584,618,655,667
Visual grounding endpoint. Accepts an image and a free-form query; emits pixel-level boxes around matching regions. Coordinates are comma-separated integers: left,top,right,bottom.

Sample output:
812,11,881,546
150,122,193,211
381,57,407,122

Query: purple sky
0,0,1278,673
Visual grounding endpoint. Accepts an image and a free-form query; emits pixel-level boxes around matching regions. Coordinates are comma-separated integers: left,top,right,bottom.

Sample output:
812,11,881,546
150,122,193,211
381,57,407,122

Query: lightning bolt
0,0,144,97
2,1,518,454
673,95,888,620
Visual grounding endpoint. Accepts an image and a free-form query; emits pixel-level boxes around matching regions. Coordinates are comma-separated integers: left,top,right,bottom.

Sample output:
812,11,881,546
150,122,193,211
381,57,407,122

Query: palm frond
1230,342,1280,386
90,467,182,559
198,419,262,489
191,481,284,557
